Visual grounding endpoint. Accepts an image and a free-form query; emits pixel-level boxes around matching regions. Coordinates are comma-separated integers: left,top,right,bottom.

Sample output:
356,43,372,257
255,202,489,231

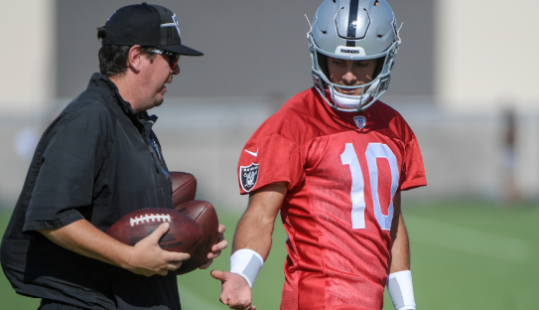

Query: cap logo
161,13,181,38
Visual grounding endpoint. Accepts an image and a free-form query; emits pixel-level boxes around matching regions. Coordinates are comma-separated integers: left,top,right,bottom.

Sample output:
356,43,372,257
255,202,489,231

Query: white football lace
130,213,171,227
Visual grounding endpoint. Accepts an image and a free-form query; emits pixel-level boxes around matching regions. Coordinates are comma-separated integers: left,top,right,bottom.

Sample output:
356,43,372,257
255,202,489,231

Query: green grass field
1,200,538,309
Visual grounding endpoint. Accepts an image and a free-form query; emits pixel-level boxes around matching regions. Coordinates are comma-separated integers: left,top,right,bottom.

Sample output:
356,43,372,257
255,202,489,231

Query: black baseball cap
102,2,203,56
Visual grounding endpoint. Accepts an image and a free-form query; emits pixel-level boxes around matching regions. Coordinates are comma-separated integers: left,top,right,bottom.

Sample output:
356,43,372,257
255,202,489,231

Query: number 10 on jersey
340,143,399,231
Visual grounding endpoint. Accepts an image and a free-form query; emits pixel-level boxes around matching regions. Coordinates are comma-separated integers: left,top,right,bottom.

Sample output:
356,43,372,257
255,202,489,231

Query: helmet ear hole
373,57,384,79
317,53,329,80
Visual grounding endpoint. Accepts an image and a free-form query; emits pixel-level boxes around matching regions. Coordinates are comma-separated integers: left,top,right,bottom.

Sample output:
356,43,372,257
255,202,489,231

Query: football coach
0,3,226,310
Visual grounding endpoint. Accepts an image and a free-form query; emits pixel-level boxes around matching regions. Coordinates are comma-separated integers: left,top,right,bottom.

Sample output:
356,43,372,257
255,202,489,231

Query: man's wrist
387,270,416,310
230,249,264,288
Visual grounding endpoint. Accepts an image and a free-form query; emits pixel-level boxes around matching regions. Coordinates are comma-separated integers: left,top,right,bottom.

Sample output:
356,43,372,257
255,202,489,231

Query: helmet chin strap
329,79,380,111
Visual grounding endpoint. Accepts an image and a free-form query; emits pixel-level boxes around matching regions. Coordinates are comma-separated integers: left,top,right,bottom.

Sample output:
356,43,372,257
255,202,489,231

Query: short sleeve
399,133,427,191
23,106,111,232
238,134,304,194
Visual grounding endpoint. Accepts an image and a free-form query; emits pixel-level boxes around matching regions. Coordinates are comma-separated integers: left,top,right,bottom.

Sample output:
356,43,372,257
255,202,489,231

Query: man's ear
127,45,144,73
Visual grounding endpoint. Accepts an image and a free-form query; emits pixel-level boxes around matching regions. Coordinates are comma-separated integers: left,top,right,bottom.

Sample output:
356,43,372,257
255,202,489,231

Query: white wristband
387,270,416,310
230,249,264,288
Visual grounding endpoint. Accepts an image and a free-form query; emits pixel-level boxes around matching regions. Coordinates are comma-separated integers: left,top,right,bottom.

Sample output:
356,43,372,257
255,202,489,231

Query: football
106,208,203,254
170,171,197,206
174,200,220,274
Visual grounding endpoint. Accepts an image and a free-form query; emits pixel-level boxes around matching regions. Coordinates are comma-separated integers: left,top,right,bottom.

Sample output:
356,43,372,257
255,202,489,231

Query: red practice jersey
237,88,427,310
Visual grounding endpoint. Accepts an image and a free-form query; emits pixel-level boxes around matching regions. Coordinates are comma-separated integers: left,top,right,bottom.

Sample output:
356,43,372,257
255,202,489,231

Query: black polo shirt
1,73,182,310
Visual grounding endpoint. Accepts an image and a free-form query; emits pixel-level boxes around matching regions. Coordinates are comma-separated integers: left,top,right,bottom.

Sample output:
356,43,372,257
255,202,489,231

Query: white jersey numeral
340,143,367,229
340,143,398,231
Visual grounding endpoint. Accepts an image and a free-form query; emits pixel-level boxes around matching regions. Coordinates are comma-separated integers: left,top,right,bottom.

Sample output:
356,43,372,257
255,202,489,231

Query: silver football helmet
308,0,401,112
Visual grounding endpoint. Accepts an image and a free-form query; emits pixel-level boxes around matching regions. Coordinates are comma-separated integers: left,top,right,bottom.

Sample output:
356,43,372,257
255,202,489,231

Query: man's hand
125,222,191,276
211,270,256,310
39,219,190,277
200,224,228,269
207,184,286,310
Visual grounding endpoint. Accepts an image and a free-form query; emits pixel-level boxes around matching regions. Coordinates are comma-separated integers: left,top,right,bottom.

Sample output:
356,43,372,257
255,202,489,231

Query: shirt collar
87,72,158,125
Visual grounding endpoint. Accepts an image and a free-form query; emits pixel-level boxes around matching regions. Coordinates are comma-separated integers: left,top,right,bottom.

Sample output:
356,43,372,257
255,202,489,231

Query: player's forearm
232,210,275,259
389,213,411,273
232,183,287,259
227,184,286,289
38,218,133,269
387,212,416,310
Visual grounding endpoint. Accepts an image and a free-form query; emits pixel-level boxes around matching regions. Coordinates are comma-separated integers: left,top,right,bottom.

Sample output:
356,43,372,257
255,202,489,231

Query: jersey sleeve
238,133,304,194
23,105,111,232
399,133,427,191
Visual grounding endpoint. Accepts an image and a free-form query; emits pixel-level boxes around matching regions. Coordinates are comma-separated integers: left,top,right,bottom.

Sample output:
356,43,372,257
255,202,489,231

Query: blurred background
0,0,538,309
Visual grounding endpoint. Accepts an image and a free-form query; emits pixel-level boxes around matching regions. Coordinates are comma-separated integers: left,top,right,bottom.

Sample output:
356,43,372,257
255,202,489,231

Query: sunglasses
146,47,180,69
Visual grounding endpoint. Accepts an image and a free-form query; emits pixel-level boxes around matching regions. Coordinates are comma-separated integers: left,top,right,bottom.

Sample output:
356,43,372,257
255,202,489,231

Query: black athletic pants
38,299,88,310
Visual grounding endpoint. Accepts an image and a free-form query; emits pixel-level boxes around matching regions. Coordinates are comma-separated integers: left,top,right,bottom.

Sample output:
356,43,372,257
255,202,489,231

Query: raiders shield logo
240,163,259,192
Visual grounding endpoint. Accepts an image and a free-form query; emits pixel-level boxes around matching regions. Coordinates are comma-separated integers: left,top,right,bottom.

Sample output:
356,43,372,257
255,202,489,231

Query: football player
212,1,426,309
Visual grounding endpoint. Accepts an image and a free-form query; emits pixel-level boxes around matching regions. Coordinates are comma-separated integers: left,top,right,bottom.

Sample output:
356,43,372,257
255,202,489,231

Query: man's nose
342,70,356,84
172,65,180,75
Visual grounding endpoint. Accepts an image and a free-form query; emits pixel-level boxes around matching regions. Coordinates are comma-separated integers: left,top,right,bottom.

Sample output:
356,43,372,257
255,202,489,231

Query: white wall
0,0,56,115
3,99,538,207
436,0,539,111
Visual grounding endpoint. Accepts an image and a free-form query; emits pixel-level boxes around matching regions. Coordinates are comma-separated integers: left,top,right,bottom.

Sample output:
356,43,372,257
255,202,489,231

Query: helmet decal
334,46,366,56
335,0,370,44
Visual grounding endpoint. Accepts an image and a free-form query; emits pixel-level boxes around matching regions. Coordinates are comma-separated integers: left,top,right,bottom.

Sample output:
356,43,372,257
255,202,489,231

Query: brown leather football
174,200,220,274
170,172,197,206
106,208,203,254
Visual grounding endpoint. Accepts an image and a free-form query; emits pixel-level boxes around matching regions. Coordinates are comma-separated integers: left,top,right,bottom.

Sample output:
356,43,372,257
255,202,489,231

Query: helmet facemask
308,0,401,113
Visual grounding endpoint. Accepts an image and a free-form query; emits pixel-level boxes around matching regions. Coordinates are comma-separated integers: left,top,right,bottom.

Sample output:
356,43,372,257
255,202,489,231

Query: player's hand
126,222,190,277
200,224,228,269
211,270,255,310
